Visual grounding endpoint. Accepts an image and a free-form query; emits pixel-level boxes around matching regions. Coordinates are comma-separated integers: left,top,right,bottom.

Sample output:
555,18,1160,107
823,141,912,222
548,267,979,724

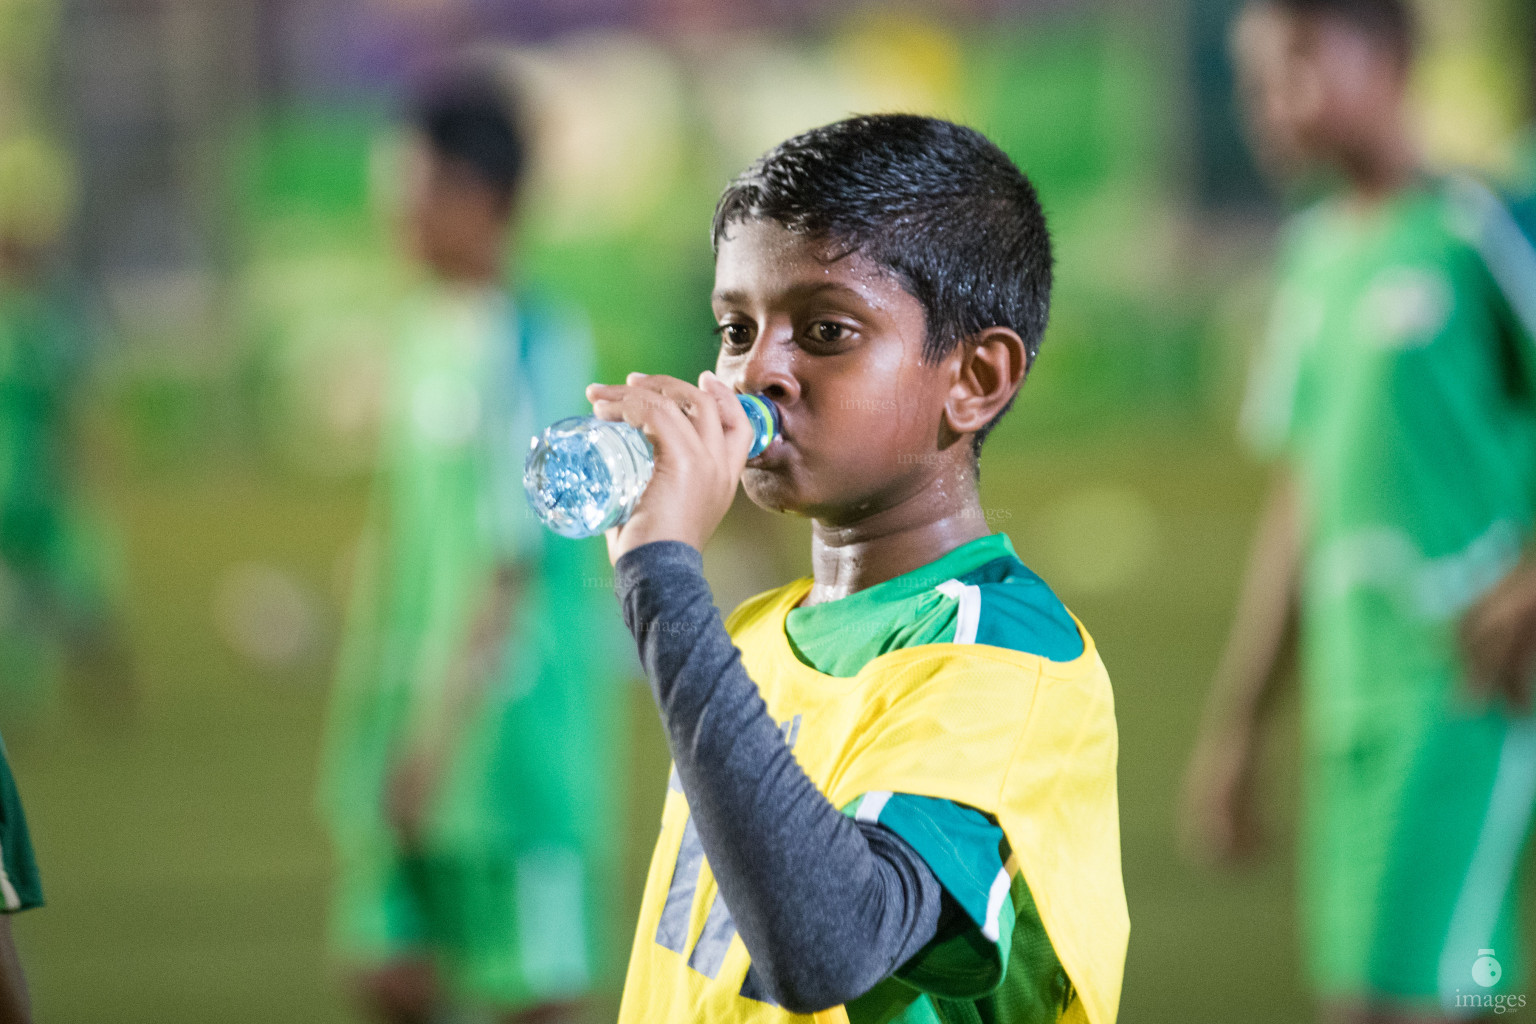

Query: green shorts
1303,704,1536,1009
332,844,601,1011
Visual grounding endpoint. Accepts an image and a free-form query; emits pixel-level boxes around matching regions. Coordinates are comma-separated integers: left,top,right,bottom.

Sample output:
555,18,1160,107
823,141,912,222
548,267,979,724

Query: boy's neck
804,471,991,606
439,261,505,290
1336,115,1420,207
432,236,510,289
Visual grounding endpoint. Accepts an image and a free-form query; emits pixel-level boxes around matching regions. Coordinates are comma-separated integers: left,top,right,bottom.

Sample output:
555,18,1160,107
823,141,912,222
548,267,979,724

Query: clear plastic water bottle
524,393,780,538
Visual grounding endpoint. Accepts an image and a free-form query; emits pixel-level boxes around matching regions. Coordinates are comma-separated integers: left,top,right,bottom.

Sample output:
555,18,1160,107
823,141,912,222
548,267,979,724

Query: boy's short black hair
712,114,1052,452
410,58,527,201
1263,0,1417,63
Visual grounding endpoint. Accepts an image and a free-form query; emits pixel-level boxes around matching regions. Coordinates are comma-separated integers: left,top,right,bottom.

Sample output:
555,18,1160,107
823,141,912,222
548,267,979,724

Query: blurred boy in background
1184,0,1536,1020
0,732,43,1023
318,56,624,1024
0,137,130,726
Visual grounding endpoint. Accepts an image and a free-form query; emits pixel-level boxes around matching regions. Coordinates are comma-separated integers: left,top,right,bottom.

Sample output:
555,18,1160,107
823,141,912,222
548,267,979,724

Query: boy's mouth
746,433,789,469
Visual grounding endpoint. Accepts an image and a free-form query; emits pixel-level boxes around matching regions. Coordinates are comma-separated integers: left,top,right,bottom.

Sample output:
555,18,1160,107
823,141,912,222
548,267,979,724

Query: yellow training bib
617,578,1128,1024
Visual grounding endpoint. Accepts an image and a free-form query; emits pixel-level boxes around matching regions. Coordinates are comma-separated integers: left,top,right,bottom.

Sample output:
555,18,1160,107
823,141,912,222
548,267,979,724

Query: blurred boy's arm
1181,470,1301,865
0,917,30,1024
385,561,524,846
1452,174,1536,712
1460,560,1536,712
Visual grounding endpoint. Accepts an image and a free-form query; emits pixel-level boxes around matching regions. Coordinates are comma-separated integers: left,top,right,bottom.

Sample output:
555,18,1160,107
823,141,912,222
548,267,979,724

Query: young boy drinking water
591,115,1128,1024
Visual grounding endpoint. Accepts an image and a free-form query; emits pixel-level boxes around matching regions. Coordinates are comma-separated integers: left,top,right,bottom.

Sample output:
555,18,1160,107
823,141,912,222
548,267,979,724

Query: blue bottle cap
738,394,781,458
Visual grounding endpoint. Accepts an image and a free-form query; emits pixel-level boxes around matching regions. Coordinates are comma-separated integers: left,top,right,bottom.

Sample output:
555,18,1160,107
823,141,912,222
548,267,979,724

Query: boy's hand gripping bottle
524,393,779,539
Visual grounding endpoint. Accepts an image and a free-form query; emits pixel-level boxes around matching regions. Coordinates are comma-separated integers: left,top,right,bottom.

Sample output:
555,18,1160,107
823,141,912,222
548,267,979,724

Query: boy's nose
726,334,798,406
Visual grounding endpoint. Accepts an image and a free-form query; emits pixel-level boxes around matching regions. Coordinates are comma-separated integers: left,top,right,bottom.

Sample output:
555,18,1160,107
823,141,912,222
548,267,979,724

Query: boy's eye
716,323,753,349
809,321,848,345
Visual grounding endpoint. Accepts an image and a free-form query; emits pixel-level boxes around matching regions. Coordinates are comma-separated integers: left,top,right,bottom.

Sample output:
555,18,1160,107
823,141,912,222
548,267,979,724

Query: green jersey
1244,178,1536,741
318,286,627,1003
0,286,70,579
0,735,42,913
784,533,1080,1024
1244,178,1536,999
321,285,622,847
0,285,110,718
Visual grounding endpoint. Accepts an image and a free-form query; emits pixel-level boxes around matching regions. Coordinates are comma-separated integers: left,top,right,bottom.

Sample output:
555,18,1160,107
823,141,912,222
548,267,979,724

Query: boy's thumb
698,370,736,410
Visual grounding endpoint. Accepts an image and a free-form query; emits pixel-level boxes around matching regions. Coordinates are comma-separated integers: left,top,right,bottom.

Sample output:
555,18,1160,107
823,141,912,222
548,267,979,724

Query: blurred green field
4,420,1317,1024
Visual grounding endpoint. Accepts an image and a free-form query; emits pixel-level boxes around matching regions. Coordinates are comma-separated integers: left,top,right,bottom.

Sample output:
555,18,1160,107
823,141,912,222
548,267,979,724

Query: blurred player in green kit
318,56,625,1024
1183,0,1536,1021
0,138,130,726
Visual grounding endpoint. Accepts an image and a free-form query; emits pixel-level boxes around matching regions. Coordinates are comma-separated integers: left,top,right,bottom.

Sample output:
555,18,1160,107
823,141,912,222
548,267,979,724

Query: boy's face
401,135,512,283
711,218,966,525
1232,3,1407,179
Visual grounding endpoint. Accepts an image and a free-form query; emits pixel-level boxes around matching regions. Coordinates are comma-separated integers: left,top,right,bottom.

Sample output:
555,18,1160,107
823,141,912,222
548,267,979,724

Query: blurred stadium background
0,0,1533,1020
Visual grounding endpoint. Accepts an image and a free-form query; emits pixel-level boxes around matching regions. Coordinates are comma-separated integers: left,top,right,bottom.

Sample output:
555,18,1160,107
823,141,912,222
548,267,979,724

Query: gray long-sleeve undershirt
615,540,947,1014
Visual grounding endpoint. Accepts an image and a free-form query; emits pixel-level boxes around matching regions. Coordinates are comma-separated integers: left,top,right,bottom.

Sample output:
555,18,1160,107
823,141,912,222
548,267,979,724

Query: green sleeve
840,792,1067,1024
0,738,43,913
1242,287,1314,459
1453,176,1536,396
1240,213,1326,461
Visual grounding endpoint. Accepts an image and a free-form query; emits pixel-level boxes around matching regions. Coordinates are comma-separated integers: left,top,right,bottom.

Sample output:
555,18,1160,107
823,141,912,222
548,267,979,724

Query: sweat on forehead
714,219,896,282
710,220,917,324
711,114,1054,369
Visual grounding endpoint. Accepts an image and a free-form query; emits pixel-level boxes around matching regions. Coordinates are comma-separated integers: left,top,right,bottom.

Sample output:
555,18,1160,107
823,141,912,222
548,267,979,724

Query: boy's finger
619,388,705,457
587,382,634,407
633,375,723,445
696,372,742,466
591,380,708,430
698,370,741,429
699,371,755,462
592,385,718,473
698,371,736,415
590,377,671,401
588,377,746,466
589,393,647,424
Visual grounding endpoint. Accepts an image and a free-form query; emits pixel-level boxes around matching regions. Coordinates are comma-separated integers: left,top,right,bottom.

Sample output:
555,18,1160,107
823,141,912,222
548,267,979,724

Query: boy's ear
944,326,1028,438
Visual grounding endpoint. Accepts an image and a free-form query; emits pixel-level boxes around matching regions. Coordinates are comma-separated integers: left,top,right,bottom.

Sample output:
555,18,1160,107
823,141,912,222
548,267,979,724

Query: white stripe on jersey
1437,718,1536,1007
0,857,19,912
936,579,981,645
982,866,1012,943
1449,175,1536,345
855,791,893,824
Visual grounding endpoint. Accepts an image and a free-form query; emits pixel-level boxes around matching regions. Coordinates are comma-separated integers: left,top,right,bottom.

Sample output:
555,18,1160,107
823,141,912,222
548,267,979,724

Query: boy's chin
743,468,879,523
741,468,811,516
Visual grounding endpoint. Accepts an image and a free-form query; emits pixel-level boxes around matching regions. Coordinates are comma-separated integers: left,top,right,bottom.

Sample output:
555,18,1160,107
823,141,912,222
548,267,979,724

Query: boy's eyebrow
711,281,872,308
